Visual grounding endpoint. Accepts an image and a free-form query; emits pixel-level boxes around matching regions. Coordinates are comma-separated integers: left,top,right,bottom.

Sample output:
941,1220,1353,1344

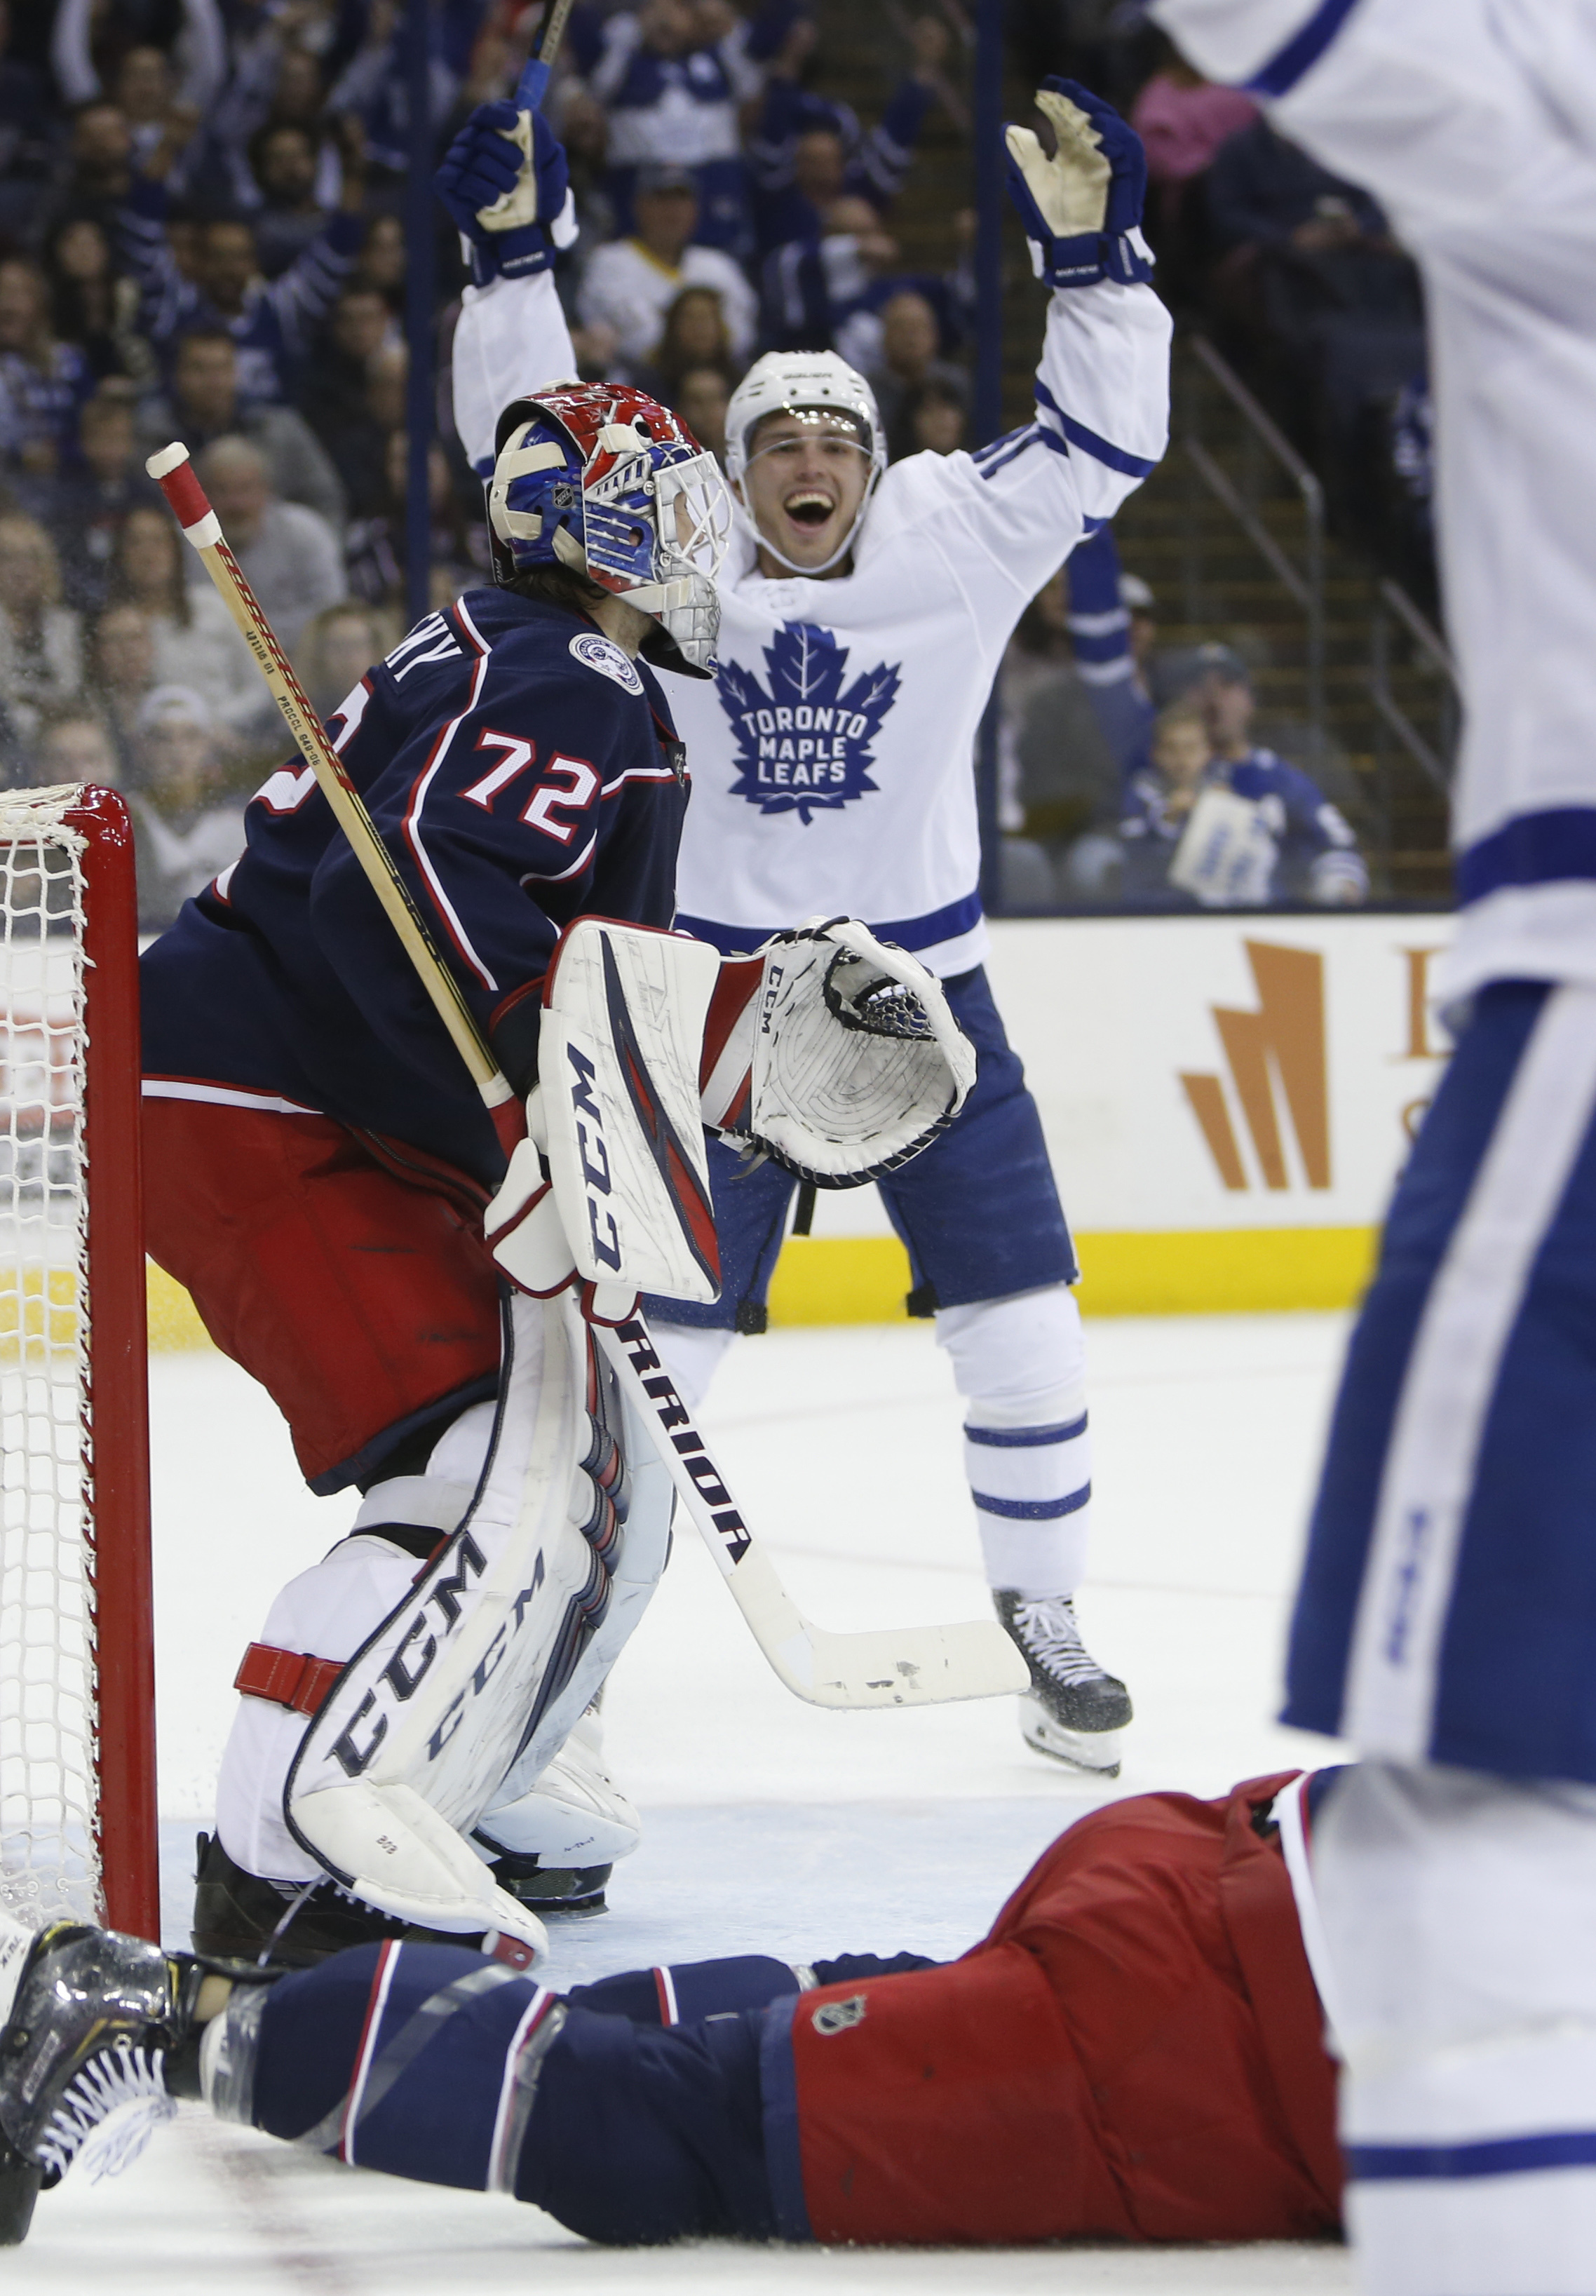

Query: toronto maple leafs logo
717,622,901,825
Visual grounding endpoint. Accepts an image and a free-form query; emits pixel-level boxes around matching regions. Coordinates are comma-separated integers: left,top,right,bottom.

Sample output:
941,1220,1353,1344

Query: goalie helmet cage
0,784,156,1943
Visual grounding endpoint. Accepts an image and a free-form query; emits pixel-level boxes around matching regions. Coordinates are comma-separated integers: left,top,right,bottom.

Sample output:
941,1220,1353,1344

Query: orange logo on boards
1179,941,1330,1192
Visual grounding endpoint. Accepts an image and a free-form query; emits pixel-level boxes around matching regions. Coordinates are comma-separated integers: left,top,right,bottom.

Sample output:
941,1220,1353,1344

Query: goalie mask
725,351,888,576
487,383,731,677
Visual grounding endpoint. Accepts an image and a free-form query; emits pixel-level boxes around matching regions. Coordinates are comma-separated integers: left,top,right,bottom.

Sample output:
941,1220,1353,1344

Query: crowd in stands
0,0,1372,928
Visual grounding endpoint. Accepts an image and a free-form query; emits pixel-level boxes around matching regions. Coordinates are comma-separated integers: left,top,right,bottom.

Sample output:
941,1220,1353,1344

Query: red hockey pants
142,1093,503,1492
787,1774,1344,2244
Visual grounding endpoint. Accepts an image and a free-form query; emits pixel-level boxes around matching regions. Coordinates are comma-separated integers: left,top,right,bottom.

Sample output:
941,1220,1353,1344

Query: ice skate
994,1593,1132,1776
473,1705,640,1918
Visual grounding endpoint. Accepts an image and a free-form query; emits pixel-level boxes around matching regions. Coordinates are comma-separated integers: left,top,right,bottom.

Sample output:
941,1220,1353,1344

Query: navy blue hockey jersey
141,590,689,1184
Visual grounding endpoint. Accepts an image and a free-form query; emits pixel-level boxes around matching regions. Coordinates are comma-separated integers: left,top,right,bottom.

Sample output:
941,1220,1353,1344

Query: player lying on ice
0,1764,1344,2248
138,359,976,1965
438,71,1171,1781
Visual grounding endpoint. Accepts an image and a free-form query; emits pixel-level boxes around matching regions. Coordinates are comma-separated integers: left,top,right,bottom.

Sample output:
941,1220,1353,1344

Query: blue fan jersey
140,590,689,1186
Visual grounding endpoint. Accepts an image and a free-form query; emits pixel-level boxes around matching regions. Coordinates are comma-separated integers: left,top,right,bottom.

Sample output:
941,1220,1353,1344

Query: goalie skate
994,1593,1132,1776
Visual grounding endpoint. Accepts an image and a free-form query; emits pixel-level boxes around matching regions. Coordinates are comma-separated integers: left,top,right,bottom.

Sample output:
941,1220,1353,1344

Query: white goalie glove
700,917,978,1189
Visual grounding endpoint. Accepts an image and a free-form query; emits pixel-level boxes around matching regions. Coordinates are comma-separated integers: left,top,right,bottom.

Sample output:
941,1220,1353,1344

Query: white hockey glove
701,918,978,1189
1004,78,1154,290
485,919,723,1318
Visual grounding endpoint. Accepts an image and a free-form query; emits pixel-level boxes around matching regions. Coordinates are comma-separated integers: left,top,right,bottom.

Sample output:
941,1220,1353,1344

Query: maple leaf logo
717,621,902,825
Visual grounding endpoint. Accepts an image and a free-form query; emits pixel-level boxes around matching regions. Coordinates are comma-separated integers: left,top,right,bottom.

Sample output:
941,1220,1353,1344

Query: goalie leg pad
283,1288,668,1955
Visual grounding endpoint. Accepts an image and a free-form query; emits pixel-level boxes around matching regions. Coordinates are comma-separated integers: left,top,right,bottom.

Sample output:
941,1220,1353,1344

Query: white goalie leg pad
536,917,722,1306
283,1288,668,1956
716,918,978,1187
476,1706,641,1869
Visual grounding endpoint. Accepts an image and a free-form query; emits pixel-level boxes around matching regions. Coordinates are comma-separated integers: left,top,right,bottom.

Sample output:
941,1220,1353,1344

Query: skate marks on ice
4,2105,1351,2295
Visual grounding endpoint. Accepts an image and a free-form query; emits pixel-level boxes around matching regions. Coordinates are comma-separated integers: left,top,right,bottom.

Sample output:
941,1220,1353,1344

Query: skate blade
1019,1694,1125,1778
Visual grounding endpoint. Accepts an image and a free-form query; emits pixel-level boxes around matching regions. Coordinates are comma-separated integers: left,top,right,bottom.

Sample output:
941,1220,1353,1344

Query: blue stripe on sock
973,1484,1090,1521
965,1415,1088,1449
1348,2130,1596,2182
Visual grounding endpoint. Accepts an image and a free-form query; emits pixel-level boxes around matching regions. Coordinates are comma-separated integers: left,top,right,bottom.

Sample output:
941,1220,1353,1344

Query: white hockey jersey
1154,0,1596,1004
453,269,1170,975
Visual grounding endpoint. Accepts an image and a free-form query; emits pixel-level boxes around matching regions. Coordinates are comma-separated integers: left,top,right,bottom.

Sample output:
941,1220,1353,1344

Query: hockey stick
513,0,574,109
146,450,1027,1710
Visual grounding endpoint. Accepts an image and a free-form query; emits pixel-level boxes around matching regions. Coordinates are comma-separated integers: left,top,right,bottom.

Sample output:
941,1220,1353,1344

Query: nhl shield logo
811,1993,868,2036
718,621,901,825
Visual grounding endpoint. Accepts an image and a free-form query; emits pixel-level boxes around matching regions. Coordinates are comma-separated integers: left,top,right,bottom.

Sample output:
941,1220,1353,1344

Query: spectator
1125,662,1369,905
248,119,335,280
672,364,730,463
124,683,245,931
299,286,398,451
353,211,408,313
1131,39,1257,285
576,166,756,380
0,2,61,243
999,572,1123,905
86,600,158,778
1062,524,1156,780
0,259,95,483
38,383,158,615
640,284,739,403
44,216,139,386
119,107,367,407
32,708,121,791
889,374,967,461
49,0,226,128
320,339,407,522
345,428,473,607
762,194,907,360
749,14,947,258
0,515,83,744
189,435,345,650
295,599,394,720
865,286,966,440
574,0,766,256
109,501,271,738
43,99,135,242
133,328,346,529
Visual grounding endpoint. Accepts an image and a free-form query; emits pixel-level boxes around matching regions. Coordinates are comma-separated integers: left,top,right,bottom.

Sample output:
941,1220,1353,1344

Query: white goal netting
0,789,98,1927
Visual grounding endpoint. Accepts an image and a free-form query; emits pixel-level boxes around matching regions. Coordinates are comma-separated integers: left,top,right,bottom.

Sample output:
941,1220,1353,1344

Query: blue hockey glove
435,100,572,286
1004,79,1153,290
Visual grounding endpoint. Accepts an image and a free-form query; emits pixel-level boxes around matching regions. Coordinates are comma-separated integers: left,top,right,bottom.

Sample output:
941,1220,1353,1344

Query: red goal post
0,784,157,1941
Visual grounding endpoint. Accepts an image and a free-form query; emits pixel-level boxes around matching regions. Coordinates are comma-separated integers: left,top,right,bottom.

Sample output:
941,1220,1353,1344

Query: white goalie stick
147,443,1027,1712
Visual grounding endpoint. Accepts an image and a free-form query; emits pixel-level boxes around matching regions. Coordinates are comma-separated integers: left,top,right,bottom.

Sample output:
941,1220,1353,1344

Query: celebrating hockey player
1147,4,1596,2292
138,372,975,1966
0,1764,1342,2250
438,75,1172,1776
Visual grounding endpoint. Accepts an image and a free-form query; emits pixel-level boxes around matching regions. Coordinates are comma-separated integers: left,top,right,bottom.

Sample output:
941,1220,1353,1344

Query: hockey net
0,785,155,1938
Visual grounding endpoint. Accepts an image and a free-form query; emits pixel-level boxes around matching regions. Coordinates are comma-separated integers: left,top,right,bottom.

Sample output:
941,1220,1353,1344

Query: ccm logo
327,1541,548,1777
568,1044,622,1274
759,964,785,1036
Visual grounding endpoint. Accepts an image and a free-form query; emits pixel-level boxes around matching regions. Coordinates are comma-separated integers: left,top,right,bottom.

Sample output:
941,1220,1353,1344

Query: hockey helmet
487,381,731,676
724,351,887,575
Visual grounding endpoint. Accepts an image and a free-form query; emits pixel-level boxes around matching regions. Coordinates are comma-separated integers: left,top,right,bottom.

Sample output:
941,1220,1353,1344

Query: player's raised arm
437,102,583,471
890,80,1171,612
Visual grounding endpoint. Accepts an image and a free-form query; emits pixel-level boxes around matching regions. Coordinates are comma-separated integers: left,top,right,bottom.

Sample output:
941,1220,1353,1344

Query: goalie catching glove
701,917,978,1189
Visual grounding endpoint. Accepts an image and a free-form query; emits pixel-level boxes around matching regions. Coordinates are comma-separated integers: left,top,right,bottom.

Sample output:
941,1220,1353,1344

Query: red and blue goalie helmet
486,381,731,677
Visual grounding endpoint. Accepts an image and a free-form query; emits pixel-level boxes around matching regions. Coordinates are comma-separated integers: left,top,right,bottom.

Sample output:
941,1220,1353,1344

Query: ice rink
15,1310,1356,2292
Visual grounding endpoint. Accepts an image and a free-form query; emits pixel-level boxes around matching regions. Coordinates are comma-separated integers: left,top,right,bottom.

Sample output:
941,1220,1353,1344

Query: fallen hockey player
0,1767,1343,2250
137,369,975,1969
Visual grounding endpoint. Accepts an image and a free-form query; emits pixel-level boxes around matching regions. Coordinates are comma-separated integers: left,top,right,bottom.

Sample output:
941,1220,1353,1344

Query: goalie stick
145,448,1027,1713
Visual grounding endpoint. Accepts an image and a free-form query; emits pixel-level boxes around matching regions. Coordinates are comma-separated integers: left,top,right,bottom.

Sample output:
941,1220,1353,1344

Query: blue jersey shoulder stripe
1348,2130,1596,2183
1247,0,1367,97
1035,380,1158,479
1456,806,1596,905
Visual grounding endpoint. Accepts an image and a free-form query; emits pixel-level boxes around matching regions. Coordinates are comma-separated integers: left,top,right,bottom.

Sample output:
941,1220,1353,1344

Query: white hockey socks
936,1286,1091,1598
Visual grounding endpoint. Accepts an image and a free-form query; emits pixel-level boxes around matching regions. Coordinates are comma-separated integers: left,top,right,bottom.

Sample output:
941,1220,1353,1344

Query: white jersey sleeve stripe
1035,379,1160,479
1247,0,1363,94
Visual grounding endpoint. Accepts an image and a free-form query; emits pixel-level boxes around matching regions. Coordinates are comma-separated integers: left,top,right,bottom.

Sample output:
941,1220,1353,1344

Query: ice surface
19,1314,1354,2290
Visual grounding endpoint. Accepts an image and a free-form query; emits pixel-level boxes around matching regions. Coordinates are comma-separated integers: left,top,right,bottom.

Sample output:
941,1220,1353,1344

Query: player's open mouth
783,489,835,529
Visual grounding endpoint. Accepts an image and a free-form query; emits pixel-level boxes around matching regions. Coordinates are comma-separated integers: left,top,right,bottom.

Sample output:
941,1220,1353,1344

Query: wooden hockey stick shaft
145,444,520,1140
147,445,1025,1709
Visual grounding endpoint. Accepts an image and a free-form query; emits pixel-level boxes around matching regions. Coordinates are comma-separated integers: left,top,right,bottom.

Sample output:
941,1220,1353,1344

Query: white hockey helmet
724,351,887,575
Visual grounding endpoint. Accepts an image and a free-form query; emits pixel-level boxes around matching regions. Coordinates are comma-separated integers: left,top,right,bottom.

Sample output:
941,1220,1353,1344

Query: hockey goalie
137,377,975,1968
